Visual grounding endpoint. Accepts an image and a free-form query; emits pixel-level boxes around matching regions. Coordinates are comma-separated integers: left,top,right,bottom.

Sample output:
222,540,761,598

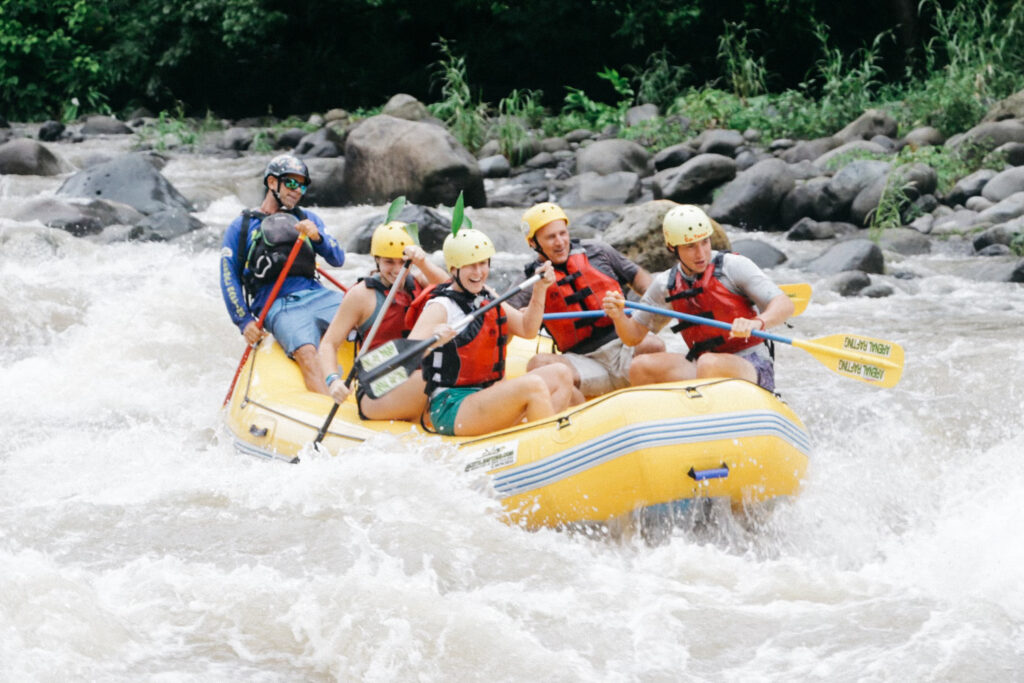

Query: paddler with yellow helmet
405,226,573,436
506,202,664,400
316,218,448,420
602,204,794,391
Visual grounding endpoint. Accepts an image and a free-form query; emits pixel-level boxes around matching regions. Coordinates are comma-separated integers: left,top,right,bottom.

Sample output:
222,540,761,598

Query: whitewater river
2,139,1023,681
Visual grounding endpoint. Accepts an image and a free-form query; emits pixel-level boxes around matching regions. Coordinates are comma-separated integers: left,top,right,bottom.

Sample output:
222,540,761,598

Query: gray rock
219,127,254,151
986,141,1024,166
382,93,431,121
977,243,1012,256
780,177,832,225
274,127,306,149
0,138,65,175
12,197,145,236
977,191,1024,224
930,209,989,236
730,239,787,268
56,153,194,215
850,162,938,227
576,138,651,177
295,126,345,157
484,178,548,208
972,218,1024,251
303,157,349,207
80,115,133,135
133,208,206,241
903,126,945,147
540,136,570,153
696,129,745,157
876,227,932,255
651,153,736,203
860,283,895,298
708,158,796,231
625,104,660,127
806,239,885,274
786,217,858,240
558,171,642,207
834,109,898,143
38,120,65,142
604,200,730,273
815,140,891,170
965,195,994,212
946,168,998,206
343,114,485,207
348,203,454,254
652,143,696,171
825,160,892,216
981,166,1024,202
828,270,872,296
951,119,1024,160
478,155,511,178
780,136,841,164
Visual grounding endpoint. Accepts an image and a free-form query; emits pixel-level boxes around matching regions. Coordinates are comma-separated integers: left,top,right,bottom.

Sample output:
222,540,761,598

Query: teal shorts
428,387,482,435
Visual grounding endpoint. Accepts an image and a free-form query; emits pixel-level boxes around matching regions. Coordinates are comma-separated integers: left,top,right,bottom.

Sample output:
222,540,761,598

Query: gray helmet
263,154,310,187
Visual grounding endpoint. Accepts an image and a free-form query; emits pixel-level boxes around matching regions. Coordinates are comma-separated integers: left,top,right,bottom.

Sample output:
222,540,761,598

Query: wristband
325,373,340,387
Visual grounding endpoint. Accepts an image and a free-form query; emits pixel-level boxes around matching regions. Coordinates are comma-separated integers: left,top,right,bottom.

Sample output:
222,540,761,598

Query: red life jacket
665,253,762,361
536,247,623,354
411,283,507,391
357,274,421,351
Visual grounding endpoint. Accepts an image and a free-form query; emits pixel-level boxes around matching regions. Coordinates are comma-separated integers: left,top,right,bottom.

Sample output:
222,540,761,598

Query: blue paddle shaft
624,301,794,346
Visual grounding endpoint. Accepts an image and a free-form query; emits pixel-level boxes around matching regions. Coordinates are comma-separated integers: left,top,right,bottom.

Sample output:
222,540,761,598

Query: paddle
624,300,905,388
313,259,412,444
222,234,307,407
356,273,543,399
542,283,812,321
313,197,416,444
315,266,349,293
781,282,811,316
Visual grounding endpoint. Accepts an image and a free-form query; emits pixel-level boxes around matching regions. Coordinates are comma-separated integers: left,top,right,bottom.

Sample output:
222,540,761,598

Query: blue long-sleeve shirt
220,209,346,333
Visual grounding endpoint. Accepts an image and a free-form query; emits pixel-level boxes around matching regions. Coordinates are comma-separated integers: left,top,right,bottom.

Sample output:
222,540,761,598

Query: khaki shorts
563,338,635,398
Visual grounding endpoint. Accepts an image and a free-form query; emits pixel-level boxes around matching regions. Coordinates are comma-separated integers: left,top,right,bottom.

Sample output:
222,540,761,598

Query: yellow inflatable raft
225,336,811,530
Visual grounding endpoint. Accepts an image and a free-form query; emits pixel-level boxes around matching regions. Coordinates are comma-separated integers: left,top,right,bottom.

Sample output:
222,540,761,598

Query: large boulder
834,109,899,143
347,203,455,254
981,166,1024,202
949,119,1024,160
945,168,998,206
850,162,938,226
708,158,796,230
303,158,349,207
56,153,194,216
343,115,485,207
823,160,892,219
576,138,651,177
651,153,736,203
0,138,65,175
12,197,145,236
557,171,642,207
805,238,885,274
603,200,730,273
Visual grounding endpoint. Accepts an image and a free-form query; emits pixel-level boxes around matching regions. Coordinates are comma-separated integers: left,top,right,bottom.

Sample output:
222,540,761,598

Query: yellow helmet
443,228,496,269
370,221,414,258
663,204,715,247
520,202,569,243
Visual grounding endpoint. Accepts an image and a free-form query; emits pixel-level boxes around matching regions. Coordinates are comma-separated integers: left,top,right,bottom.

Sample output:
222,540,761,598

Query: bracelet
325,373,340,386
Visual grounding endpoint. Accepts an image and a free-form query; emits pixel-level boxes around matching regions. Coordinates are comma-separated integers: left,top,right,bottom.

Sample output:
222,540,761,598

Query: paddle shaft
313,260,412,444
316,266,349,292
623,300,903,384
222,234,307,407
360,273,542,387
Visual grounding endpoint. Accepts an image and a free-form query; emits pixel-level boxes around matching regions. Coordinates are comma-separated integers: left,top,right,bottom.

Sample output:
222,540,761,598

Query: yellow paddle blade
793,334,905,388
780,283,811,317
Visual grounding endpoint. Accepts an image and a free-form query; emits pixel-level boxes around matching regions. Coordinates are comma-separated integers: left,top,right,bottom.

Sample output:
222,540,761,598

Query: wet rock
708,158,796,231
834,109,898,143
981,166,1024,202
304,158,349,207
12,197,145,236
946,168,998,206
778,136,840,163
786,217,858,240
651,153,736,203
295,126,345,157
343,114,485,208
478,155,511,178
38,121,65,142
558,171,642,207
652,143,696,171
860,283,895,297
604,200,730,273
57,153,194,216
877,227,932,256
347,203,454,254
827,270,872,296
695,129,745,156
0,138,65,175
576,138,651,177
80,115,133,135
730,239,787,268
807,239,885,274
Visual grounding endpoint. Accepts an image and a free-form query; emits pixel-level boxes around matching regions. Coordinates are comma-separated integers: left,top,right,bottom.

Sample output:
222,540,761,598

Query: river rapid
2,139,1023,682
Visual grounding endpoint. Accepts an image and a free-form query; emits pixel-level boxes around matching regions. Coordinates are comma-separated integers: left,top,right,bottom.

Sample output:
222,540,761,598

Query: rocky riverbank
3,90,1024,293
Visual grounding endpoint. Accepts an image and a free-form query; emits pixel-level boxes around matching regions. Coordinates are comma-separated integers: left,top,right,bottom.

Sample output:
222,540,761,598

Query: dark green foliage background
0,0,1012,121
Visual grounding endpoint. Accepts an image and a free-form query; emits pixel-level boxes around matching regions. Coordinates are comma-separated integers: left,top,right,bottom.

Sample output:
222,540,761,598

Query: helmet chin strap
269,177,297,211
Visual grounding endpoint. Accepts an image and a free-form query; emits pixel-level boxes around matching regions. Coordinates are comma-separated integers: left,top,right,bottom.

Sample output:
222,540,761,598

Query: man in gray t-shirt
511,202,664,400
603,204,793,392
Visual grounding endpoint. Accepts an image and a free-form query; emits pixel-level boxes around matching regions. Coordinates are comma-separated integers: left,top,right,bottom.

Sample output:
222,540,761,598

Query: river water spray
1,141,1022,680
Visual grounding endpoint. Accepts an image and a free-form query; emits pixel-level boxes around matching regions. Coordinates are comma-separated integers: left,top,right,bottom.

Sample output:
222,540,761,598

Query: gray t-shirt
631,251,783,359
508,239,640,309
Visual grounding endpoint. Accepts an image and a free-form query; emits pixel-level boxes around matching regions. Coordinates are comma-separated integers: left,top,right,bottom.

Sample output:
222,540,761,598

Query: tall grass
428,38,489,153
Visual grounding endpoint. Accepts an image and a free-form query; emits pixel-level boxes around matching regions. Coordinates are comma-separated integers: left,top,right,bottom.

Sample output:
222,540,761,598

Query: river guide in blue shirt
219,154,346,393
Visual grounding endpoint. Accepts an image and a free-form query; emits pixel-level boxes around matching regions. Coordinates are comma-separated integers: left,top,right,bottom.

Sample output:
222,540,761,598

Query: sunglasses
279,177,307,193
